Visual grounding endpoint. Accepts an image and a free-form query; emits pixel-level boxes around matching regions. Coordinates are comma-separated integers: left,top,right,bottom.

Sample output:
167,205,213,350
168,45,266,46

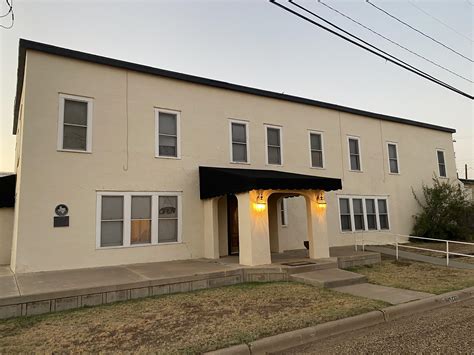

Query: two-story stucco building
0,39,457,273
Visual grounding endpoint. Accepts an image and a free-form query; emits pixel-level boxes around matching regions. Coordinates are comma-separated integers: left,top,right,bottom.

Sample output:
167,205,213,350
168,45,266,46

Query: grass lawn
0,282,386,354
384,241,474,262
350,259,474,295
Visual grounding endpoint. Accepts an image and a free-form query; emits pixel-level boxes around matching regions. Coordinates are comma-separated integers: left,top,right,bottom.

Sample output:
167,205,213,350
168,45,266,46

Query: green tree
412,177,474,241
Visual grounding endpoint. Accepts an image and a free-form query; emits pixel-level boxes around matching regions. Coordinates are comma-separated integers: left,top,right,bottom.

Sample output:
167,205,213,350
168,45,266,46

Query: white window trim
347,136,363,172
264,124,283,166
279,197,288,227
436,149,447,178
229,119,250,164
387,142,400,175
308,130,325,169
337,195,390,233
57,93,93,153
155,108,181,159
96,191,182,249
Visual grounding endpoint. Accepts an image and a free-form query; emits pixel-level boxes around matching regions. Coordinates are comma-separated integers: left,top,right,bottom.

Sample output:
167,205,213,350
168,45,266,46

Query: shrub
412,177,474,241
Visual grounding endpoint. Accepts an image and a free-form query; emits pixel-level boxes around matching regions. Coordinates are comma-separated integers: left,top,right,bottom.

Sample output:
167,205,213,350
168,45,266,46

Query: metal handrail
355,232,474,266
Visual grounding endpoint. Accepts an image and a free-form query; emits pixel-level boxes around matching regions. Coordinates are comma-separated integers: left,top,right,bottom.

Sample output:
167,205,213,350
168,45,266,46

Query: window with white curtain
338,196,390,232
97,192,181,248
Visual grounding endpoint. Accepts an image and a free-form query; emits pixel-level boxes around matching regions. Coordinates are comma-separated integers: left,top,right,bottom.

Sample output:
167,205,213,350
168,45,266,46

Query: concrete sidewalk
365,246,474,270
332,283,434,305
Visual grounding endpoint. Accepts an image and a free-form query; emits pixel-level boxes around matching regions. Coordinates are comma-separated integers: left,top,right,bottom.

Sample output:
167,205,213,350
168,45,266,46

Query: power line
318,0,472,83
268,1,473,100
366,0,473,63
0,0,12,18
289,1,464,92
0,0,13,29
408,0,473,43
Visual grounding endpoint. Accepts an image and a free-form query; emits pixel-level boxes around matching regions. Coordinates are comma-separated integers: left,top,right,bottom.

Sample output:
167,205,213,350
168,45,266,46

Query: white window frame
279,197,288,227
57,93,93,153
264,124,283,166
387,142,400,174
337,195,390,233
96,191,182,249
155,108,181,159
308,130,325,169
229,119,250,164
347,136,362,172
436,149,447,178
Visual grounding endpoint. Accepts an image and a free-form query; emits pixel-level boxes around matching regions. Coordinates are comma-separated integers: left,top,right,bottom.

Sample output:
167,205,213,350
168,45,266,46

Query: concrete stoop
289,268,367,288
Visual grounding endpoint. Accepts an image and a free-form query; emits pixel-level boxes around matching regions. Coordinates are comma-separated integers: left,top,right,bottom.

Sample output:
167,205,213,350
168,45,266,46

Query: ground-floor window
97,192,182,248
280,197,288,227
338,195,390,232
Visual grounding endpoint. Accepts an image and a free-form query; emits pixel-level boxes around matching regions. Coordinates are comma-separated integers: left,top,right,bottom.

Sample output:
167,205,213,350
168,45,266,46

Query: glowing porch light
317,192,327,207
253,191,266,212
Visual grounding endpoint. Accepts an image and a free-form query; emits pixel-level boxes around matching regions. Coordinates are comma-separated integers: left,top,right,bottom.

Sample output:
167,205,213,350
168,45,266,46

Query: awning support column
237,191,272,266
306,191,330,259
203,197,219,259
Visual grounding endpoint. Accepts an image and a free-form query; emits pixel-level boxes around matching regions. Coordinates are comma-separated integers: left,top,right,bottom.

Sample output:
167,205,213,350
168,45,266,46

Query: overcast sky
0,0,472,177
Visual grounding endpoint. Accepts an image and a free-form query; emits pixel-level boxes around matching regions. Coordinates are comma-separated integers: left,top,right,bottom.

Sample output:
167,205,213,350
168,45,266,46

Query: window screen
231,122,248,162
267,127,281,165
63,99,88,151
158,112,178,157
348,138,361,171
101,196,124,247
158,196,178,243
310,133,323,168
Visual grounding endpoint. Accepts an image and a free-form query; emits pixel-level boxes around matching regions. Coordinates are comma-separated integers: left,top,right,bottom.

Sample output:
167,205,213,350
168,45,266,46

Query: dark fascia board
459,178,474,184
13,38,456,134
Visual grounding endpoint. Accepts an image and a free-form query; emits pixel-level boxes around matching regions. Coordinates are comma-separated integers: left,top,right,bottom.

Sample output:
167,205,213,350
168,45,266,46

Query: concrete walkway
332,283,434,305
365,246,474,270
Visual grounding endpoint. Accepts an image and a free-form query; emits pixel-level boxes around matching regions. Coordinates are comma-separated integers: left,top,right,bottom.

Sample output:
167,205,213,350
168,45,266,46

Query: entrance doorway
227,194,239,255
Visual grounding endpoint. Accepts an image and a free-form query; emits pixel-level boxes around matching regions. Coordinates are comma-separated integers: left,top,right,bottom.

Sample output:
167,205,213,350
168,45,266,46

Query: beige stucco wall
12,50,457,272
0,208,14,265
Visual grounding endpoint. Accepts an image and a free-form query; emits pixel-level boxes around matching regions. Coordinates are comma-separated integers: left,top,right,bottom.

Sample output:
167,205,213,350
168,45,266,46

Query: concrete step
289,268,367,288
281,258,338,275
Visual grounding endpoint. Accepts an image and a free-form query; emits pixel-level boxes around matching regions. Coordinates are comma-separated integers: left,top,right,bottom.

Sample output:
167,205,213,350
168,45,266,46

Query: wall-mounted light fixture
253,190,266,212
316,191,327,207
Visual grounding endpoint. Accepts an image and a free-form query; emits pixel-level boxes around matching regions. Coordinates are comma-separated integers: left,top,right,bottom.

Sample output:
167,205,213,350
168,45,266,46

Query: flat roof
13,39,456,134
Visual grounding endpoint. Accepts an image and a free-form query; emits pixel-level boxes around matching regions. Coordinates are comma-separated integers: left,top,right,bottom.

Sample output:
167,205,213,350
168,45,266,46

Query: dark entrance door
227,194,239,255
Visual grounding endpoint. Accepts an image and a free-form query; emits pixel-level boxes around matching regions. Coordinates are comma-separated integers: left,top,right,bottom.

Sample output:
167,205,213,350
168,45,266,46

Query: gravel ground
278,298,474,354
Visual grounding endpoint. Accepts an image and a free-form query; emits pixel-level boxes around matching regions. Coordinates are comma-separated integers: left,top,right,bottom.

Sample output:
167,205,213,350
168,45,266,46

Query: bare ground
0,282,385,354
350,259,474,294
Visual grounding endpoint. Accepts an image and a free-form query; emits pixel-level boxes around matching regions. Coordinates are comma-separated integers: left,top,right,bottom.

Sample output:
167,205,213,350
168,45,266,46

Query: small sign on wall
54,204,69,227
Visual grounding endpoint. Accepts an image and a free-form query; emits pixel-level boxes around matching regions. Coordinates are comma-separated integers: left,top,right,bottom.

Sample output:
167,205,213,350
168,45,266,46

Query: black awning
0,174,16,208
199,167,342,199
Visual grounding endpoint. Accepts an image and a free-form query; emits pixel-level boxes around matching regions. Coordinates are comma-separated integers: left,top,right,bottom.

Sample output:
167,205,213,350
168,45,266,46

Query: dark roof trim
0,174,16,208
13,39,456,134
459,178,474,184
199,166,342,199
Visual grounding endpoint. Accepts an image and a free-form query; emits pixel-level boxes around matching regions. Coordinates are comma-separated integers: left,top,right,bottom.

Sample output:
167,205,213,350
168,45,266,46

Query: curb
205,286,474,355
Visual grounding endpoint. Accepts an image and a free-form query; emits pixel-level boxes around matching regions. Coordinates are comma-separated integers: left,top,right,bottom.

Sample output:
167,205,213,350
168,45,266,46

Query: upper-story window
230,120,249,163
155,109,181,158
437,150,447,177
265,125,282,165
387,143,399,174
348,136,362,171
309,131,324,168
58,94,93,152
